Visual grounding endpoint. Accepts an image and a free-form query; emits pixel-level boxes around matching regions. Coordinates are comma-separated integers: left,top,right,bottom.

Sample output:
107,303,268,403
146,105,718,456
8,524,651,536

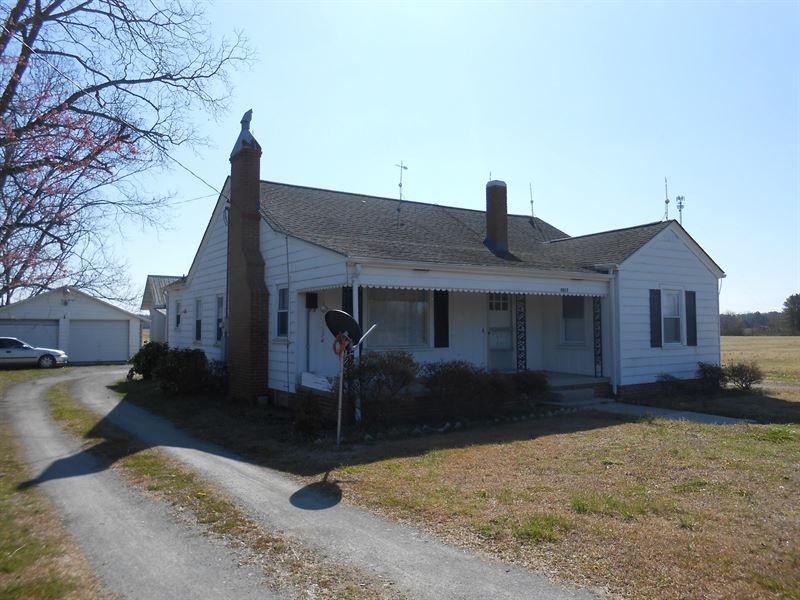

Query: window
175,301,181,327
369,288,429,347
488,293,509,311
216,296,224,342
277,287,288,337
194,298,202,341
662,290,682,344
562,296,585,343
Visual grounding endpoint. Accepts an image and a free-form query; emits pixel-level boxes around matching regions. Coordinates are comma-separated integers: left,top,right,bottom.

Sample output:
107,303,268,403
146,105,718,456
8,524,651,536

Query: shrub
725,361,763,391
511,370,550,402
293,391,323,437
478,370,517,414
421,360,481,416
153,348,209,395
346,351,419,424
128,341,169,380
697,362,726,394
207,360,229,392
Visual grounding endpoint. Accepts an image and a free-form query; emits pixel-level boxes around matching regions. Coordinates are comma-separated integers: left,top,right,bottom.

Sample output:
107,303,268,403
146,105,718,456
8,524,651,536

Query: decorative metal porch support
593,296,603,377
515,294,527,371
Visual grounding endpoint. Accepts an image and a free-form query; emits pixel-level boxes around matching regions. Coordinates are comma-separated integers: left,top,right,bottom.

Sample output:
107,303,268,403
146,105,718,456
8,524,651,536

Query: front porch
289,283,614,398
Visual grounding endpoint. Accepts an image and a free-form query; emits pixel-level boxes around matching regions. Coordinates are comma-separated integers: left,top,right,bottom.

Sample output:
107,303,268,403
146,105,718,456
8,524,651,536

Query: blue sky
122,0,799,313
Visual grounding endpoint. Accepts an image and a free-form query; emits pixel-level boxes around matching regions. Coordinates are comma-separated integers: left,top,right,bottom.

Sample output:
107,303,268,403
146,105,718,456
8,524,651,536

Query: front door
487,293,514,371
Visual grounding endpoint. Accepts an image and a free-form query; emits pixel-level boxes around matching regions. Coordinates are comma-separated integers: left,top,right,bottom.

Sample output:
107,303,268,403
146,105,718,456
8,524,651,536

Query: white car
0,337,69,368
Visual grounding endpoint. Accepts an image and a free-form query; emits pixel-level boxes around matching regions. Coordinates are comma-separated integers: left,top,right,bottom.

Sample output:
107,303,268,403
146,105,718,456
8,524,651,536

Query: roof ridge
547,220,669,243
260,179,558,221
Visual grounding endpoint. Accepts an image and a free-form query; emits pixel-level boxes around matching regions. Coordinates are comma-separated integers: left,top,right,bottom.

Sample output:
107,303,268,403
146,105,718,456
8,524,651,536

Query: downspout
352,263,362,423
285,234,292,394
605,265,621,395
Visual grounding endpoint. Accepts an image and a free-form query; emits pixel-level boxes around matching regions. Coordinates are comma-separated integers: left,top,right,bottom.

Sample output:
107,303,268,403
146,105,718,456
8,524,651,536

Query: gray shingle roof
259,181,673,274
141,275,182,310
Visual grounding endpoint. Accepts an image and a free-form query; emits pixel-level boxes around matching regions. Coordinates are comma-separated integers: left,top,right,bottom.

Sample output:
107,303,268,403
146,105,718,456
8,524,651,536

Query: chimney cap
486,180,507,188
230,109,262,160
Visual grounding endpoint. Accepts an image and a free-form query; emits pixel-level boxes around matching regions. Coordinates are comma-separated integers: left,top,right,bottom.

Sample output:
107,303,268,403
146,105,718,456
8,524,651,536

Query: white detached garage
0,287,143,363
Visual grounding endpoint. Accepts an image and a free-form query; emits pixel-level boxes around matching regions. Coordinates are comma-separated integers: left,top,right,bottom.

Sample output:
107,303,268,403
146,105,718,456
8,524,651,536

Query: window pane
278,288,288,310
664,317,681,343
277,312,288,337
564,318,584,342
563,296,583,319
370,288,428,346
663,291,680,317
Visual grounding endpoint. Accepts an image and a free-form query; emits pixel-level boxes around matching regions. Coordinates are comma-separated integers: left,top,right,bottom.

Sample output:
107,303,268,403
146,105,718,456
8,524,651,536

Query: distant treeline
721,294,800,336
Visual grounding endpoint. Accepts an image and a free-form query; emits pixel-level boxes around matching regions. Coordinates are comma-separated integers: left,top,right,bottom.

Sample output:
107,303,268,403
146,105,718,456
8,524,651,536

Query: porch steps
545,388,614,408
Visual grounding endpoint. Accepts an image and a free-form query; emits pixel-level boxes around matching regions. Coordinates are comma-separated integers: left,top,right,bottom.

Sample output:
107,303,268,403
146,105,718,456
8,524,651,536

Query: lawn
722,335,800,385
0,369,110,600
114,373,800,600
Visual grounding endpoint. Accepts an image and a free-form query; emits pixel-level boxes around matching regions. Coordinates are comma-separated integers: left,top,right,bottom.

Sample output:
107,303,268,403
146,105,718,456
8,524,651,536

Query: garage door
0,319,59,349
69,320,129,363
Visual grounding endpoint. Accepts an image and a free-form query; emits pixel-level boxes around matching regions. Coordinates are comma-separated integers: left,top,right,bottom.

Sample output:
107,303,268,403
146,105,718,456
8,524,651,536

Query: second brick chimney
484,180,509,254
227,110,269,402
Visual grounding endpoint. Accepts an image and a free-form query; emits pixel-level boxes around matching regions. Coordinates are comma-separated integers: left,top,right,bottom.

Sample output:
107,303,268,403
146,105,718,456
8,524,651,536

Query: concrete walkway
591,401,750,425
66,367,601,600
3,369,280,600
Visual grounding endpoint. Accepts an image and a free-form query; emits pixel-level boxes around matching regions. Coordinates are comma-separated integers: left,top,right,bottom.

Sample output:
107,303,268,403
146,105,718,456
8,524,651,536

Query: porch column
515,294,527,371
593,296,603,377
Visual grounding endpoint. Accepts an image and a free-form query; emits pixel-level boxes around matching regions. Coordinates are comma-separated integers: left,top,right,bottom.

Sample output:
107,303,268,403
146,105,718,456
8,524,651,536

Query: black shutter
342,286,353,315
686,290,697,346
649,289,662,348
433,290,449,348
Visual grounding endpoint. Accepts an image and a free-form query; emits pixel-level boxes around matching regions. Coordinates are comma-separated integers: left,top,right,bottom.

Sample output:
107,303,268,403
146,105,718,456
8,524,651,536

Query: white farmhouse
164,112,725,406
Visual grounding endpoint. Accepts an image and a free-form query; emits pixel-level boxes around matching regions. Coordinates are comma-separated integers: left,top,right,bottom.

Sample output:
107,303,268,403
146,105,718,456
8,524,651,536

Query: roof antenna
395,161,408,227
529,182,535,220
663,177,670,221
395,161,408,200
676,195,686,225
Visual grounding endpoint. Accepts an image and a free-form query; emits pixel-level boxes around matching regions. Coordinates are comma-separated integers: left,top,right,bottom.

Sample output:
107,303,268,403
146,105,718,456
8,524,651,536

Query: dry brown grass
722,336,800,385
317,415,800,599
0,369,111,600
47,382,408,600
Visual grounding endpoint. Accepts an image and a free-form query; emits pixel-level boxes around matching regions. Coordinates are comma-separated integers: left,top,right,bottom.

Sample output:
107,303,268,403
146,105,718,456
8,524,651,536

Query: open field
722,335,800,385
115,378,800,600
0,369,110,600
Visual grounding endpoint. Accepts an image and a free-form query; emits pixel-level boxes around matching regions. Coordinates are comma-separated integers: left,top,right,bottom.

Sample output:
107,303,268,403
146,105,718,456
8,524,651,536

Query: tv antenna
395,161,408,200
663,177,670,221
676,195,686,225
529,182,535,220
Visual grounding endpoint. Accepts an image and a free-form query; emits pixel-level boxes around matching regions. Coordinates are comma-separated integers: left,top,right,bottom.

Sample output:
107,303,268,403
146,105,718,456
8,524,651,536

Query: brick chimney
227,110,269,402
484,180,509,254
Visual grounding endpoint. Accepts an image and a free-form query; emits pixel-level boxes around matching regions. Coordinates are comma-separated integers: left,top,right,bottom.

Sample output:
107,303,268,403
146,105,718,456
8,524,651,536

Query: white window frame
560,296,586,345
175,301,181,328
365,288,431,349
276,286,289,338
661,288,683,346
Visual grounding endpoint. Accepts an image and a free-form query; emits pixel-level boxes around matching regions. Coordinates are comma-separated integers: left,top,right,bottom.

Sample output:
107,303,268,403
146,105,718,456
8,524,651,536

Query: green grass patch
511,514,573,543
756,425,796,443
570,491,676,520
0,577,78,599
672,479,709,494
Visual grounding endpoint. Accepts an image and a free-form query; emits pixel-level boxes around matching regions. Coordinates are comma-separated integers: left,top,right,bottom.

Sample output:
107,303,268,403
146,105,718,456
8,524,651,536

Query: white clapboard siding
262,221,349,392
617,225,721,385
166,183,230,362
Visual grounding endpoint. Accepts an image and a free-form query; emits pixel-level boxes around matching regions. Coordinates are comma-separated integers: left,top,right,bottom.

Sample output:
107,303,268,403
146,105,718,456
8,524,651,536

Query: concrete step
545,388,613,407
